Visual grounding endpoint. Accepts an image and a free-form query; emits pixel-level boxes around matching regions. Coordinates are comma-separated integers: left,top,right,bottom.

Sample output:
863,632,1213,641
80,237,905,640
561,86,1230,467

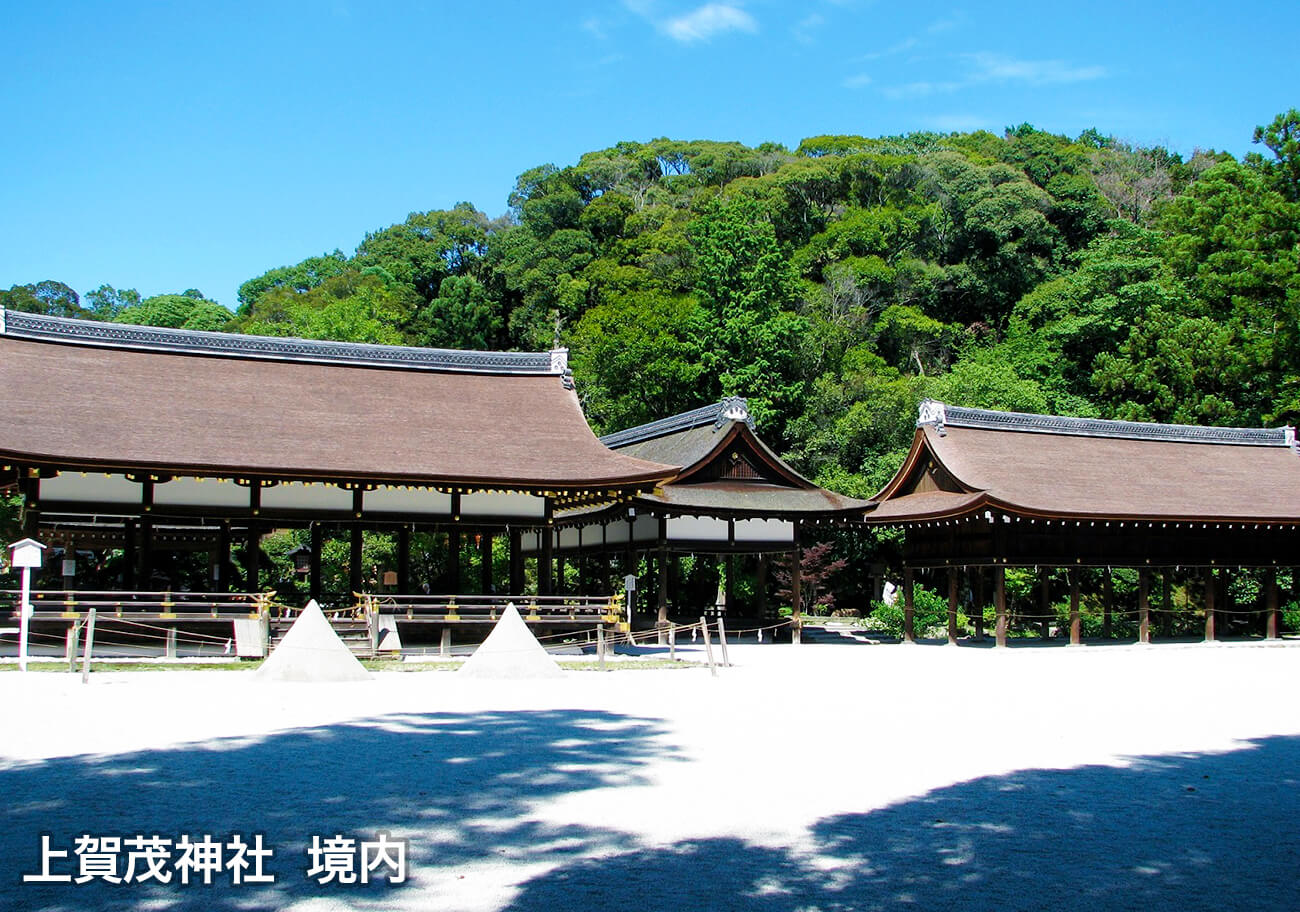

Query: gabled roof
868,400,1300,523
0,309,675,491
598,398,871,518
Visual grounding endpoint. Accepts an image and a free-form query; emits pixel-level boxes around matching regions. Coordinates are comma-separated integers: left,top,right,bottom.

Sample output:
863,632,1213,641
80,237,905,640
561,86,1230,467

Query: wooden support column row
1069,571,1082,646
1137,568,1150,644
994,566,1007,648
1204,567,1217,642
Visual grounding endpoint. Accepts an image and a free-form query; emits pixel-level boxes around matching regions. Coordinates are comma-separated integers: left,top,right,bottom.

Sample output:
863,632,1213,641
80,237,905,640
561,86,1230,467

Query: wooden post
699,616,717,677
597,624,606,671
165,628,177,659
245,519,260,593
972,567,986,642
509,529,524,595
656,522,670,641
1039,571,1051,639
440,626,451,657
791,525,803,645
309,522,322,601
1266,569,1280,639
1069,571,1082,646
757,553,768,620
140,516,155,586
349,523,363,595
397,524,411,595
1102,572,1113,639
122,519,137,589
1161,571,1173,639
80,607,97,684
1204,567,1217,642
724,553,735,617
902,567,916,644
669,622,677,661
448,527,462,594
66,620,82,672
1138,568,1151,644
947,567,960,645
479,531,492,595
717,617,731,667
994,567,1007,648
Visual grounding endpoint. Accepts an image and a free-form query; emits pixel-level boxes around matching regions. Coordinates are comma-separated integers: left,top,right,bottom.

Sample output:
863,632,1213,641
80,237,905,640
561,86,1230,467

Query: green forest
6,110,1299,504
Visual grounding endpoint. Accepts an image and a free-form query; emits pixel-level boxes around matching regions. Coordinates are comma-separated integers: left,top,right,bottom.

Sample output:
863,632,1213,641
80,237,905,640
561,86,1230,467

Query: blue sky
2,1,1295,311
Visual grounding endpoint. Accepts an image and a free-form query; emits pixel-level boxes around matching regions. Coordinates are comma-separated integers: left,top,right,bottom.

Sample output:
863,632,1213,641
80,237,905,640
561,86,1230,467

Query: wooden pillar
216,520,231,594
973,567,986,642
449,527,462,594
1069,570,1082,646
1102,572,1114,639
656,520,669,629
122,519,137,589
1265,569,1280,639
556,553,566,595
397,524,411,595
947,567,959,645
1039,571,1051,639
140,516,155,587
902,567,916,643
479,531,492,595
349,523,363,595
309,522,322,601
1220,568,1232,637
1204,567,1217,642
1138,568,1151,644
245,519,261,593
757,553,769,620
508,529,524,595
790,524,803,644
724,553,735,616
994,566,1007,647
1161,571,1173,639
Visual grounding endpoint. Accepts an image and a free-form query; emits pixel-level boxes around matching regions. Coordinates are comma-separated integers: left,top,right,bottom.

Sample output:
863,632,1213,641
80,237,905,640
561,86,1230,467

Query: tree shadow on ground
2,708,676,911
506,735,1300,912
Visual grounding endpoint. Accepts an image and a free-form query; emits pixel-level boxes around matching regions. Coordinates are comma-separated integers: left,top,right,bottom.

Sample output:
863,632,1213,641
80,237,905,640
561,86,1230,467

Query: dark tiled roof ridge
920,399,1297,448
600,396,754,448
0,307,565,377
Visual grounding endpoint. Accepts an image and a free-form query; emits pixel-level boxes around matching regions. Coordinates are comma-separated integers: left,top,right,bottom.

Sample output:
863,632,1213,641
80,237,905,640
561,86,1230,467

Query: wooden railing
1,590,271,620
354,592,624,625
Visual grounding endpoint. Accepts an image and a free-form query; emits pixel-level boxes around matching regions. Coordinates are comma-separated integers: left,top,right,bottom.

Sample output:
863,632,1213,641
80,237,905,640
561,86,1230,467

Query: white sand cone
458,603,563,679
256,600,371,683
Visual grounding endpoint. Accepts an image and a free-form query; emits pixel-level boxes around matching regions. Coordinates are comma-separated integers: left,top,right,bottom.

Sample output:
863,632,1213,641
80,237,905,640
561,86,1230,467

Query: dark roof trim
918,399,1297,449
0,307,570,378
600,397,754,448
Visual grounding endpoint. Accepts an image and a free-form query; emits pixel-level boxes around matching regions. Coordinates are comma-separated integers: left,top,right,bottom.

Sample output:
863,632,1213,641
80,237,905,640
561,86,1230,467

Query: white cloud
794,12,825,44
842,73,873,89
663,3,758,43
965,52,1106,84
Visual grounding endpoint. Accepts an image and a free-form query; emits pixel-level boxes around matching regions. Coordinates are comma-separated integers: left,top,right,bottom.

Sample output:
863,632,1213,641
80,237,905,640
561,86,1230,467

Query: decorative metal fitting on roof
716,396,752,429
917,399,947,435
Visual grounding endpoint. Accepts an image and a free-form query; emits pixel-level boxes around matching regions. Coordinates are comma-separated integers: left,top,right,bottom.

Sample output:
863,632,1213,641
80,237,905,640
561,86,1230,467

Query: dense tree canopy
8,111,1299,501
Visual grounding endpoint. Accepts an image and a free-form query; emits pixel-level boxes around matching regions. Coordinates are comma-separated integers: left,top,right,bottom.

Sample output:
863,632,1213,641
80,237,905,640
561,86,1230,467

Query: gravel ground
2,638,1298,911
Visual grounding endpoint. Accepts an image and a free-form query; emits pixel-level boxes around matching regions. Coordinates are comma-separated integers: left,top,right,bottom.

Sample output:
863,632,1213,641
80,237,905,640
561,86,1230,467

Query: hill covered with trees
5,110,1298,499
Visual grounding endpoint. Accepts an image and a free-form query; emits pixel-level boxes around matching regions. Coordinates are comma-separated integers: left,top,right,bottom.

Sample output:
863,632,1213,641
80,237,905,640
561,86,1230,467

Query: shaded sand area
2,640,1299,910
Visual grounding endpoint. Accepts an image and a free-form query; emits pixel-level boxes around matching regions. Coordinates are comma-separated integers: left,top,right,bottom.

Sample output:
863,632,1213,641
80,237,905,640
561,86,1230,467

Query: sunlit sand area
3,638,1299,911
